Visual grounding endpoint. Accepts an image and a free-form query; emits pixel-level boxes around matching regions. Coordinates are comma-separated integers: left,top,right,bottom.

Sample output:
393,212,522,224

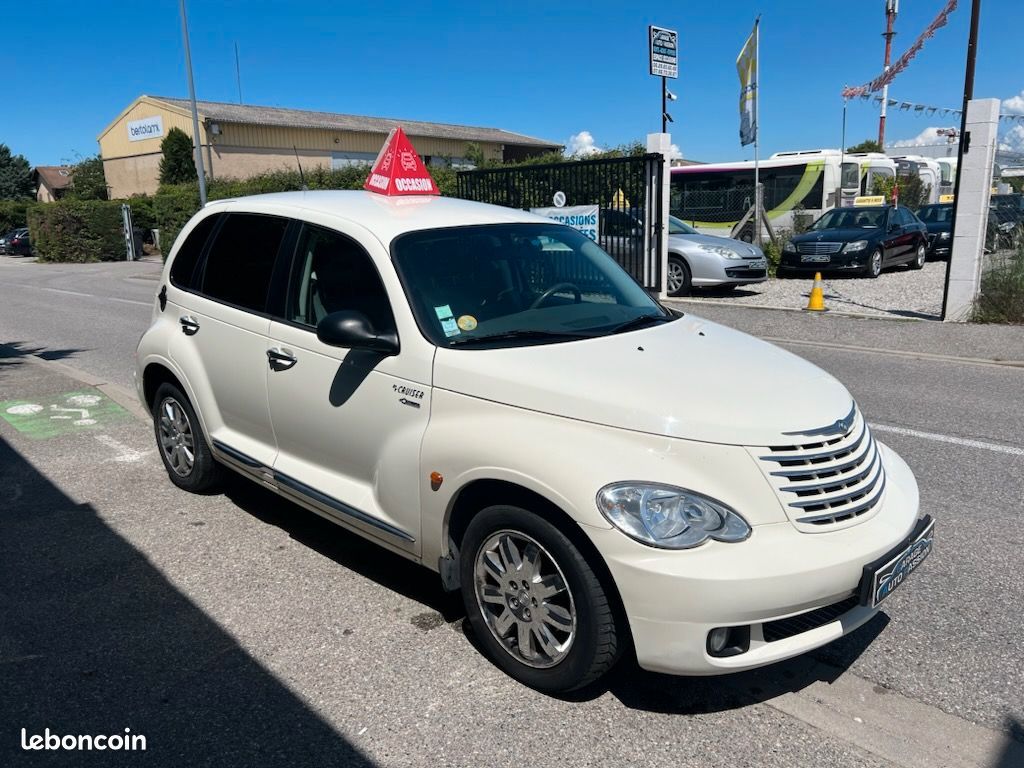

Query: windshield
392,223,671,348
668,215,699,235
840,162,860,189
917,205,952,223
810,207,887,230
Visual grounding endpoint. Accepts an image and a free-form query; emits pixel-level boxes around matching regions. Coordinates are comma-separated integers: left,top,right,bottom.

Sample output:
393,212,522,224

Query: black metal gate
455,154,664,290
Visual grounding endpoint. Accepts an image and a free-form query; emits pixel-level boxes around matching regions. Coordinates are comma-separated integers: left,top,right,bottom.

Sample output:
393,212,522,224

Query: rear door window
200,213,289,313
170,213,221,290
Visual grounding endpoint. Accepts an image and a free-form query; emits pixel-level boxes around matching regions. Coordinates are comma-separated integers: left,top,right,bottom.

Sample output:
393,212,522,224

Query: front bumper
585,442,920,675
781,251,867,272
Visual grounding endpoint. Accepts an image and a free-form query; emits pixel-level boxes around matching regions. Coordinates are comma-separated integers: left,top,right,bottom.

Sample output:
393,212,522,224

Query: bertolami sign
127,116,164,142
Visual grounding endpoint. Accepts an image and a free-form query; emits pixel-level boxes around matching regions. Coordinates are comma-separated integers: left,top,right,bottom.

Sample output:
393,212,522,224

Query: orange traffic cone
805,272,827,312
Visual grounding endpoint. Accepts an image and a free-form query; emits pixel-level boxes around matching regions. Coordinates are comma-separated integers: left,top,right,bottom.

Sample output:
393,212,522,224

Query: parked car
780,205,928,278
0,228,31,256
666,216,767,296
137,191,929,693
916,203,954,259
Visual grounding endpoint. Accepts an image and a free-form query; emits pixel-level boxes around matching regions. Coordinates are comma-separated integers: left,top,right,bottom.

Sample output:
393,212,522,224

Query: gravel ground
681,260,948,319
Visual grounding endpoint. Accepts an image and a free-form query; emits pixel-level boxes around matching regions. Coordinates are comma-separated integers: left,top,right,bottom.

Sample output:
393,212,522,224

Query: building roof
34,165,73,191
196,190,548,245
148,96,562,150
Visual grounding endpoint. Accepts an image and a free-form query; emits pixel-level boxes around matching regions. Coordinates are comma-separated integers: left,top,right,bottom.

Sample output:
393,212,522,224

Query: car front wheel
865,248,883,278
666,255,692,297
459,505,621,693
909,241,927,270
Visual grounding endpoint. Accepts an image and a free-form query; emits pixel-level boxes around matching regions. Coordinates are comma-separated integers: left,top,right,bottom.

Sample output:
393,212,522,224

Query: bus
670,149,897,237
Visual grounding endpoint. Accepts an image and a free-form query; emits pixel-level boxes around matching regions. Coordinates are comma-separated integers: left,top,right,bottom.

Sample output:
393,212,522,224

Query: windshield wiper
448,329,593,346
608,314,669,335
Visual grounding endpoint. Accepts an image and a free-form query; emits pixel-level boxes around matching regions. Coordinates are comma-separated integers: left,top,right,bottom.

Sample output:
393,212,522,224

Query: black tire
864,248,883,279
459,505,620,693
666,255,692,297
909,241,927,270
152,382,220,493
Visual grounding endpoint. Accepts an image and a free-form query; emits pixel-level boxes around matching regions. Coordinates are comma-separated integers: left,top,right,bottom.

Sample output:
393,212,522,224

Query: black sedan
780,206,928,278
0,228,31,256
916,203,954,259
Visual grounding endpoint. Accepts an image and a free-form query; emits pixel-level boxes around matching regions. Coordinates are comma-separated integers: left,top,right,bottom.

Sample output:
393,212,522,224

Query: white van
136,191,932,692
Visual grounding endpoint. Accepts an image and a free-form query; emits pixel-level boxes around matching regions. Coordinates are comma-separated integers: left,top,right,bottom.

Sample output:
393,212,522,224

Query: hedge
0,199,31,233
27,200,126,263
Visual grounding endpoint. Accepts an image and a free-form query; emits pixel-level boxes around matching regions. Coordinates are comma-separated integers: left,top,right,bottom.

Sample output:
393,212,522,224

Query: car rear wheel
667,255,692,297
459,505,620,693
865,248,883,279
153,382,220,492
909,242,927,270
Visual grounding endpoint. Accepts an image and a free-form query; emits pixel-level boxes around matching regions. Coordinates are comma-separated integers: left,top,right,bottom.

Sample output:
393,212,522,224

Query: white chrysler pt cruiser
135,190,933,692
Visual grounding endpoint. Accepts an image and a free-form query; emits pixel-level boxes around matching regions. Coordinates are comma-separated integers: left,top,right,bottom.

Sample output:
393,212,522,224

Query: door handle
267,348,297,372
180,316,200,335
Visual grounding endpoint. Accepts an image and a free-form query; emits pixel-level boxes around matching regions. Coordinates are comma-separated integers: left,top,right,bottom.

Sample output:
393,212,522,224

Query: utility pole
940,0,982,320
878,0,898,149
179,0,207,206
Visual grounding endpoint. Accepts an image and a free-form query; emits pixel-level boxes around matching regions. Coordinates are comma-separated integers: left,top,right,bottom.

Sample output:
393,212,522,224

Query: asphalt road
1,258,1022,767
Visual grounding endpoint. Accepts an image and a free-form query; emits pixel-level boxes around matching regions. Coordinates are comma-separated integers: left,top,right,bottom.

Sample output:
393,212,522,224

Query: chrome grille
797,242,843,255
754,407,885,529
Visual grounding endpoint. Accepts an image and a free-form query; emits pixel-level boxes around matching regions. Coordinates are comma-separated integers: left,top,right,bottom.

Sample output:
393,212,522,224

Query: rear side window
170,214,221,290
200,213,289,313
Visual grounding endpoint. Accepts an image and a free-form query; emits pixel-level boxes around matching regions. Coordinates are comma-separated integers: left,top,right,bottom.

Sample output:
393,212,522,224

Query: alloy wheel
474,530,577,668
158,397,195,477
870,250,882,277
915,244,926,267
667,260,685,294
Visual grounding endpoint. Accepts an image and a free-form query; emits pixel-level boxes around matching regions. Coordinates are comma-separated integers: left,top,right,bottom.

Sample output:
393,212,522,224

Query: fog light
706,625,751,658
708,627,730,654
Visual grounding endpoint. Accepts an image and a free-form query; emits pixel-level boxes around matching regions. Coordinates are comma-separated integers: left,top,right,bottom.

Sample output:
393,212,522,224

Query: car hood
792,228,881,243
923,222,951,234
669,233,763,255
432,315,853,446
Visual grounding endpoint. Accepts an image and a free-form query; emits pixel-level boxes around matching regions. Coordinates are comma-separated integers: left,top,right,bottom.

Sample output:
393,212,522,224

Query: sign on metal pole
649,26,678,78
121,204,135,262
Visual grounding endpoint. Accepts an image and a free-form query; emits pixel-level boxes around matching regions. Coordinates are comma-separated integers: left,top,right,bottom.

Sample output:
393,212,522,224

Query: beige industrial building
97,95,562,198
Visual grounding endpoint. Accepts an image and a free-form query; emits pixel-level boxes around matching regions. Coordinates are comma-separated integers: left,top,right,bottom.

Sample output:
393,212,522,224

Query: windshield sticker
457,315,478,331
440,317,461,337
434,305,454,321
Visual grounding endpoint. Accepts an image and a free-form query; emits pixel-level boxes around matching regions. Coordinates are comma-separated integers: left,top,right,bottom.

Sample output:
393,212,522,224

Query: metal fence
977,192,1024,321
455,154,664,290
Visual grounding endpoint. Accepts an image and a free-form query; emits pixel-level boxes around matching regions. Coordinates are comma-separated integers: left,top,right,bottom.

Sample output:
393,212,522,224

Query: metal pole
179,0,207,207
879,0,898,148
753,17,761,246
234,42,243,104
661,76,667,133
940,0,981,320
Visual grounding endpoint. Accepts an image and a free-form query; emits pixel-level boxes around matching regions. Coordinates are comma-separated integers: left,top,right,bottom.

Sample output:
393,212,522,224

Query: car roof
202,190,550,243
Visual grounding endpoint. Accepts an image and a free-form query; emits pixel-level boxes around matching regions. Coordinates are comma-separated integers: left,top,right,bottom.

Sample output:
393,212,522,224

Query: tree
0,144,34,200
846,139,883,154
873,173,930,210
159,128,198,185
66,155,108,200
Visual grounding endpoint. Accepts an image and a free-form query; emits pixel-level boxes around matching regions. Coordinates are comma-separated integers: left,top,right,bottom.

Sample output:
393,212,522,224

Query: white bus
670,149,897,237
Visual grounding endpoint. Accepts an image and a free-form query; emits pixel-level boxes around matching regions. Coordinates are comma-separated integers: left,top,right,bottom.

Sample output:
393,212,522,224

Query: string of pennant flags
849,93,1024,125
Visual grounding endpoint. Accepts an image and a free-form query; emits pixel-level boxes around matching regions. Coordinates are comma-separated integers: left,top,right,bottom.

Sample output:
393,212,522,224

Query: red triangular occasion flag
363,127,440,196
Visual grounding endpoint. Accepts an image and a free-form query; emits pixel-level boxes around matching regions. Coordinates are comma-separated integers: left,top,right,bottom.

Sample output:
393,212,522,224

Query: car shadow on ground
0,340,84,364
0,435,377,767
221,470,897,716
691,286,762,299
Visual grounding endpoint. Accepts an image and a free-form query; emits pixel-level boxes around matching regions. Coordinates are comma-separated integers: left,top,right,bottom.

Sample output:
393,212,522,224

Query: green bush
27,200,125,262
973,249,1024,324
0,199,31,233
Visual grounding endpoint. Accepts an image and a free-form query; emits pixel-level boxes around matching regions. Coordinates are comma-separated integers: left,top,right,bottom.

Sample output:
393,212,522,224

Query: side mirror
316,311,399,355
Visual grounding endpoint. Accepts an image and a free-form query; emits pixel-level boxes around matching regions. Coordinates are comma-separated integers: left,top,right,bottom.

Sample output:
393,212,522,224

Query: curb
665,297,933,322
0,344,149,422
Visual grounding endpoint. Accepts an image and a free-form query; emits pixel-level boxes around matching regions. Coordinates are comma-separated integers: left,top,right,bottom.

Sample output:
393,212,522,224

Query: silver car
667,217,768,296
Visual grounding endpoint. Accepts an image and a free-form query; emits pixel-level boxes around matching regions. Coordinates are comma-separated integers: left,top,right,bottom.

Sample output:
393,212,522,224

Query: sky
3,0,1023,167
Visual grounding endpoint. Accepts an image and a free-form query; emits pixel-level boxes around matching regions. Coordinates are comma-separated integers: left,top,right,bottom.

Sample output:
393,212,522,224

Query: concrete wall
103,153,163,198
209,146,332,179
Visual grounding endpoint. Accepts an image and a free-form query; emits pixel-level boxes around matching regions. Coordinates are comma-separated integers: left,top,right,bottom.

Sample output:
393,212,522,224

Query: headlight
939,231,951,240
596,482,751,549
782,240,797,253
844,240,869,253
697,244,741,259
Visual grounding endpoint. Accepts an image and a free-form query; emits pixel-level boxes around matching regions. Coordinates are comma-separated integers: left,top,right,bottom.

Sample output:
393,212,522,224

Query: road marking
767,336,1024,370
871,422,1024,457
1,283,151,307
0,389,132,439
94,434,148,462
